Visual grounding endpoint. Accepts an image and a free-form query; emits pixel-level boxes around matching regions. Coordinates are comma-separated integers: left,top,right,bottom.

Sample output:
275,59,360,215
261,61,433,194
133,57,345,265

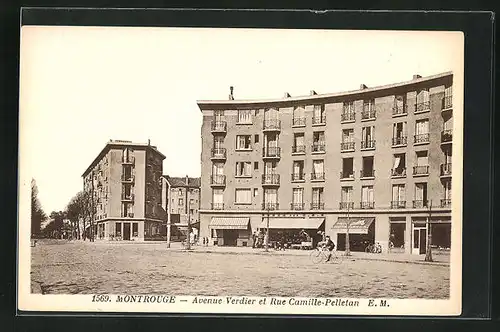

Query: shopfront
209,217,251,247
411,217,451,255
257,217,325,248
331,217,375,252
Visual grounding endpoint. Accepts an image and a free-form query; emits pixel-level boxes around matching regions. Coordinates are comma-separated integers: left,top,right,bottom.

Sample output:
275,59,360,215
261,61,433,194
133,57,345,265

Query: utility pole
185,178,191,250
90,170,95,242
345,202,351,256
425,200,433,262
166,181,171,248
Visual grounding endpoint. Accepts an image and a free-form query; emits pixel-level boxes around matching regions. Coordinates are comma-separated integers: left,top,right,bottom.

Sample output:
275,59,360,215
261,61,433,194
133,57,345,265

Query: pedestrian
252,231,257,248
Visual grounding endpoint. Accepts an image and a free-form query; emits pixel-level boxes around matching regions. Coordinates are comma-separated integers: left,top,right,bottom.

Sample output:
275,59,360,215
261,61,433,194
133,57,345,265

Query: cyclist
323,235,336,262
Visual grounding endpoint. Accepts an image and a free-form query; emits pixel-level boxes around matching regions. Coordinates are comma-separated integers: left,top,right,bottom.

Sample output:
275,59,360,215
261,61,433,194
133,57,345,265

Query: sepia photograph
18,26,464,315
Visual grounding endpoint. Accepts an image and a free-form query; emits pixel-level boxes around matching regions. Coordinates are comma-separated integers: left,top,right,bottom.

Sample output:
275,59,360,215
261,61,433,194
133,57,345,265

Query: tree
43,211,66,238
65,190,97,241
31,179,46,238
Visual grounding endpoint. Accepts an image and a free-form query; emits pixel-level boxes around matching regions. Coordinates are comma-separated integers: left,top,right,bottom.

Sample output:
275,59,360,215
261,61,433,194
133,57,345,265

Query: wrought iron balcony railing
415,101,431,113
361,108,376,120
340,171,355,180
391,168,407,177
121,174,135,182
360,169,375,178
392,104,407,116
412,200,429,208
210,175,226,186
341,141,355,151
311,202,325,210
441,130,453,143
122,156,135,164
440,163,452,176
292,117,306,126
262,174,280,186
263,119,281,131
361,140,376,149
341,112,356,122
442,95,453,110
311,172,325,181
292,145,305,154
392,136,407,146
311,142,326,153
262,147,281,158
262,203,279,210
312,115,326,125
211,148,227,159
414,133,430,144
440,199,452,208
121,193,134,201
291,173,305,181
290,203,305,210
391,200,406,209
211,203,224,210
360,201,375,209
211,121,227,132
339,202,354,210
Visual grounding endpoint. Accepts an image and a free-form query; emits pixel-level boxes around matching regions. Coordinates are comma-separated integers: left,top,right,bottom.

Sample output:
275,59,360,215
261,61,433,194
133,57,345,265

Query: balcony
391,168,407,177
211,121,227,133
121,212,135,218
210,148,227,160
292,145,305,154
415,101,431,113
360,201,375,209
211,203,224,210
291,173,305,182
311,142,325,153
392,136,407,147
340,171,355,180
290,203,305,211
391,200,406,209
413,165,429,176
361,140,376,150
262,147,281,159
121,174,135,182
262,174,280,186
361,109,376,120
414,133,430,144
262,203,279,210
442,95,453,111
263,119,281,132
122,156,135,164
340,141,355,152
121,193,134,201
312,115,326,125
440,163,452,177
392,105,407,116
339,202,354,210
360,169,375,179
440,199,452,208
311,202,325,210
441,130,453,144
210,175,226,187
292,117,306,127
341,112,355,123
311,172,325,181
412,200,429,208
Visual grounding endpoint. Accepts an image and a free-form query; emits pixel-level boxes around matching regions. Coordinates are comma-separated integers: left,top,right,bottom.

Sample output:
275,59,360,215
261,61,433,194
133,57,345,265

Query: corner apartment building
161,175,201,228
82,140,167,241
197,72,454,254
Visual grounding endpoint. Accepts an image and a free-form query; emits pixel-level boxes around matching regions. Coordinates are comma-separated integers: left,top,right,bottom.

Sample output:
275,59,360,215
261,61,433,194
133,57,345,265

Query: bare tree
31,179,46,238
65,190,96,241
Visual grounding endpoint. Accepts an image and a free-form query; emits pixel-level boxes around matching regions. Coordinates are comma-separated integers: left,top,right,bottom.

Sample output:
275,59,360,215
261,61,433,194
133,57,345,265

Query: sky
19,27,463,214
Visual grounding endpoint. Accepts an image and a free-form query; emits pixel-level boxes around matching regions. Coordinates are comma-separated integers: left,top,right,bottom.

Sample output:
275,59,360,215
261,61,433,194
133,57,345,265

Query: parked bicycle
309,246,343,264
365,242,382,253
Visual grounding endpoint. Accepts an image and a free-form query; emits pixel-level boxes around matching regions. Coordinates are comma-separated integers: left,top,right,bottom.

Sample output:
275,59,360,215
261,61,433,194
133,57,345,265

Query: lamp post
264,204,270,252
185,182,191,251
345,202,351,256
425,200,433,262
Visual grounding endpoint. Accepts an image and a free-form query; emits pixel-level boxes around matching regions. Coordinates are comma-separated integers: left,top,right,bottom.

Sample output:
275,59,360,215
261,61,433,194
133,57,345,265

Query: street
31,240,450,299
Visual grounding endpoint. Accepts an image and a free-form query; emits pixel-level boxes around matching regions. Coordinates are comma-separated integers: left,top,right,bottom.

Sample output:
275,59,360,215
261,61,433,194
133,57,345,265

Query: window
341,158,354,179
293,133,305,153
313,105,325,123
253,188,258,197
213,135,224,149
236,162,252,177
392,184,406,203
293,106,306,126
254,161,259,170
415,119,430,144
361,156,374,178
264,161,278,174
292,188,304,209
444,180,452,200
416,151,428,166
235,189,252,204
292,161,305,181
361,126,375,149
115,222,122,236
212,162,224,175
312,188,324,208
263,188,278,204
214,110,224,121
178,189,183,196
190,199,194,205
392,122,407,145
414,183,428,207
236,135,252,150
312,160,324,180
132,223,138,237
416,89,430,112
342,129,354,143
312,131,325,152
238,109,252,124
341,186,353,202
392,153,406,176
254,134,259,143
212,189,224,209
343,101,354,114
361,185,374,208
362,99,375,118
178,198,184,206
393,94,406,114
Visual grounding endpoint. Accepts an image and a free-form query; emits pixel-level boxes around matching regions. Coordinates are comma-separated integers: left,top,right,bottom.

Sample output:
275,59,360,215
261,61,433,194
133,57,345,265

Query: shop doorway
336,221,375,252
412,225,426,255
123,223,131,241
223,229,238,246
389,223,406,252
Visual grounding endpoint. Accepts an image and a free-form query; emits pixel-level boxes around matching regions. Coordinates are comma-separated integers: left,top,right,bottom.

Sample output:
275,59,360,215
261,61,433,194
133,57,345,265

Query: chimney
148,139,150,146
185,175,189,186
284,92,291,98
360,84,367,90
229,86,234,100
310,90,317,96
413,74,422,80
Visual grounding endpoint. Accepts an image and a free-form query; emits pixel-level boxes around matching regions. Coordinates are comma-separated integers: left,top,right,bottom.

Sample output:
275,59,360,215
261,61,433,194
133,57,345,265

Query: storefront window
133,222,138,237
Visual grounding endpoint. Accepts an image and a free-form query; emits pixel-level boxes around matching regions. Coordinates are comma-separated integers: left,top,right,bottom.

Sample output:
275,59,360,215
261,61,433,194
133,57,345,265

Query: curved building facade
197,72,454,254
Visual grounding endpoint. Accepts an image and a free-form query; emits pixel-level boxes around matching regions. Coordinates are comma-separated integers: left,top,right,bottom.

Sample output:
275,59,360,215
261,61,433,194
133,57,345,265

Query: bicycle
310,246,343,264
365,242,382,253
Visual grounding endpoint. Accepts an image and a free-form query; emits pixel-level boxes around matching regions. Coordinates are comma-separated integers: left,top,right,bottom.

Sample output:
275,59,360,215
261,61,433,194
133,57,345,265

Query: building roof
163,175,201,188
196,71,453,110
82,140,166,177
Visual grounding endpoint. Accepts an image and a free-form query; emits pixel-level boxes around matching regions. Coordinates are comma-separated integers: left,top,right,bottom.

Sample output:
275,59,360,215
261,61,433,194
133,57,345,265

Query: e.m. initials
368,299,389,307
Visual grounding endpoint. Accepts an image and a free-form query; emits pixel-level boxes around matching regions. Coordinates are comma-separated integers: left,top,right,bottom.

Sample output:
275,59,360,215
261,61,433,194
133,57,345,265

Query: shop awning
259,218,325,230
332,217,375,234
209,217,250,230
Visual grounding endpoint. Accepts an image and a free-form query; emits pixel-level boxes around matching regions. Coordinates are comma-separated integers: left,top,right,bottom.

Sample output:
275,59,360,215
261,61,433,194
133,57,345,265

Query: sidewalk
165,242,450,266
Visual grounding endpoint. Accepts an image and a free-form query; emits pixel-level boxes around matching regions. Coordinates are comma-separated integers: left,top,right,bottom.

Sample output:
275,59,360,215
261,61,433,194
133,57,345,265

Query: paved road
30,240,450,299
